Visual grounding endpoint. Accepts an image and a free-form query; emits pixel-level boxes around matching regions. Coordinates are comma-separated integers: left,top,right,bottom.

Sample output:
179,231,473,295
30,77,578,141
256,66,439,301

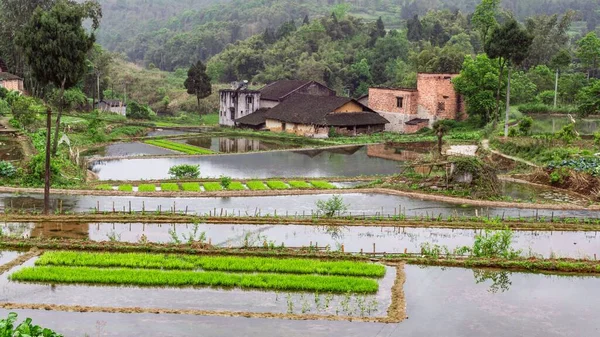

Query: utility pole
553,68,559,109
44,107,52,215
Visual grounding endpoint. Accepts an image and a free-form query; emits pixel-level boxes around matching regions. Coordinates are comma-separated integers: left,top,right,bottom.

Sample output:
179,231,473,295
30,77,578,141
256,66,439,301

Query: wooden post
43,108,52,215
341,244,344,253
373,243,376,254
129,201,131,214
112,202,115,213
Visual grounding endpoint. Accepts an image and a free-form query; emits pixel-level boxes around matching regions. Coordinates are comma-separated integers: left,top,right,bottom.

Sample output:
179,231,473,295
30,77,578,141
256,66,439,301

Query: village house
0,59,24,94
368,73,466,133
96,99,127,115
263,94,389,137
219,80,335,127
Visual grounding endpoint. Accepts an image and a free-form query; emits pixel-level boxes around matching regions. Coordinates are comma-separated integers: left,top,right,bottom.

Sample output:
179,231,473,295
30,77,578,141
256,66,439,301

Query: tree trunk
44,107,52,215
504,67,512,137
437,132,443,156
97,72,101,105
494,60,505,129
51,79,66,156
554,68,559,109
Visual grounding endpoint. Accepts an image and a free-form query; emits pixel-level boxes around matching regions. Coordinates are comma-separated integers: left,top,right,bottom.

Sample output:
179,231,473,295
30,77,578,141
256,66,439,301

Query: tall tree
368,17,386,47
471,0,500,46
485,18,533,135
184,60,212,110
576,32,600,80
522,12,574,69
549,49,572,108
406,15,423,42
17,0,101,156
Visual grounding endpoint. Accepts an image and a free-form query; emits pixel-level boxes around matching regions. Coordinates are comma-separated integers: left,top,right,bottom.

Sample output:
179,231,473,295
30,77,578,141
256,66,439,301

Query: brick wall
0,79,23,93
368,88,418,115
416,73,463,120
404,120,429,134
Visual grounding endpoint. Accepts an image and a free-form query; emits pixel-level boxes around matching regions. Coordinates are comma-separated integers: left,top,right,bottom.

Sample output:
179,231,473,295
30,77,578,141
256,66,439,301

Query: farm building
96,99,127,115
0,59,24,94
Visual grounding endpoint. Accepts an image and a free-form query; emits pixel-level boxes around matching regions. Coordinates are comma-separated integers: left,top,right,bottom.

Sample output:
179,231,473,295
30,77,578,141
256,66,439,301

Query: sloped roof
235,108,270,126
264,94,388,126
259,80,311,101
0,72,21,81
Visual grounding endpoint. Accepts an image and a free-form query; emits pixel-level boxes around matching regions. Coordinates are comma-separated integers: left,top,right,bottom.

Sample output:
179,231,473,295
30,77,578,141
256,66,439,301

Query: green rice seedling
160,183,180,192
11,266,379,293
310,181,336,189
145,139,214,155
266,180,289,190
137,184,156,192
118,185,133,192
35,252,386,277
287,181,312,189
246,181,268,190
95,184,113,191
203,182,223,191
227,182,245,191
181,182,201,192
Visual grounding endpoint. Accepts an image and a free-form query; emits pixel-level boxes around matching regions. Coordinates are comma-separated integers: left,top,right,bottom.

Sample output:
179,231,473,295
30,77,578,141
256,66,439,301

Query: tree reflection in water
473,269,512,293
323,226,347,240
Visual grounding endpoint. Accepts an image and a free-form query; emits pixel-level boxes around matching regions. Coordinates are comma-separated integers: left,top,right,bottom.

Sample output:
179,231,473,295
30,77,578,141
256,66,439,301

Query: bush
126,101,155,120
0,161,16,178
138,184,156,192
518,103,576,115
471,228,521,259
594,132,600,146
161,183,180,192
0,99,9,116
316,195,348,217
536,90,556,105
555,123,579,145
0,312,63,337
518,116,533,136
168,164,200,179
220,176,232,189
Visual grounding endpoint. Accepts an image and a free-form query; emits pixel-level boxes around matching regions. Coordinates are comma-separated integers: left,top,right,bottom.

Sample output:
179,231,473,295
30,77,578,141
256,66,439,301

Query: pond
89,146,403,180
5,222,598,259
500,181,589,206
530,115,600,135
83,142,179,157
1,192,598,219
1,266,598,336
174,136,304,153
0,137,23,161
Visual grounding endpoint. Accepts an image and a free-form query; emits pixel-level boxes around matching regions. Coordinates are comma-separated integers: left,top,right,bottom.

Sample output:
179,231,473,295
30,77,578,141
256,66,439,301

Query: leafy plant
168,164,200,179
555,123,579,144
316,195,349,217
461,227,521,259
0,312,63,337
0,161,16,178
220,176,232,189
518,116,533,135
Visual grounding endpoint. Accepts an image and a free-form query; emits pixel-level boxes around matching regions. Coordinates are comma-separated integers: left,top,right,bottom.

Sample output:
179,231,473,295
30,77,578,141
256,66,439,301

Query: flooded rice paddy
0,251,22,265
530,115,599,135
84,142,179,157
3,223,598,258
89,146,402,180
175,136,304,153
1,192,598,218
0,265,598,337
0,137,23,161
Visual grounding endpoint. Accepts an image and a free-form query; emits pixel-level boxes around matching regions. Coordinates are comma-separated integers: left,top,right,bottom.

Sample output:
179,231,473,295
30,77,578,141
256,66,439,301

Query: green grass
181,182,201,192
11,266,378,293
145,139,215,155
203,182,223,191
227,182,246,191
118,184,133,192
201,113,219,126
266,180,289,190
310,181,336,189
246,181,268,190
137,184,156,192
95,184,113,191
160,183,180,192
287,181,312,189
35,252,386,278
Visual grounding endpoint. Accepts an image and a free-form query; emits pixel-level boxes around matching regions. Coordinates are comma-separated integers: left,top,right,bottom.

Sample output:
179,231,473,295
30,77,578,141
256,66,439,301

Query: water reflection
177,137,302,153
473,269,512,293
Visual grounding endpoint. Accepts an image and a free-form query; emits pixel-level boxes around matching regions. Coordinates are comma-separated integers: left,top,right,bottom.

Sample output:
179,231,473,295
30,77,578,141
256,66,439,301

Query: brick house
368,73,466,133
0,59,24,94
263,94,388,137
220,80,335,127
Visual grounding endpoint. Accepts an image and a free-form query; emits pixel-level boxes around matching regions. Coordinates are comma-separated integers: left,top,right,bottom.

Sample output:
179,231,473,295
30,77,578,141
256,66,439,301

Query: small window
246,96,253,104
396,97,404,108
438,102,446,112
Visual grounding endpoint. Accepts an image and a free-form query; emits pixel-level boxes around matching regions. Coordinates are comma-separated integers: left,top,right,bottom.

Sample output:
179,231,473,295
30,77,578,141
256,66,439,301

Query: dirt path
482,139,538,168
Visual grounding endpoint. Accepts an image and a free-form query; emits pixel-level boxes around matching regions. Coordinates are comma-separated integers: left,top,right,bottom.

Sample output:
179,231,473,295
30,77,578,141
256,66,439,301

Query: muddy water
0,137,23,161
500,181,588,205
89,146,402,180
1,192,598,219
5,223,598,259
84,142,179,157
1,266,598,337
175,136,303,153
0,258,394,318
0,251,22,265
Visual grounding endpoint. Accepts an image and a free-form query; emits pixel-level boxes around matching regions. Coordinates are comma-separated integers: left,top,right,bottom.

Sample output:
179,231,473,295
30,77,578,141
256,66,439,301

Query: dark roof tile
259,80,311,101
235,108,270,126
0,72,22,81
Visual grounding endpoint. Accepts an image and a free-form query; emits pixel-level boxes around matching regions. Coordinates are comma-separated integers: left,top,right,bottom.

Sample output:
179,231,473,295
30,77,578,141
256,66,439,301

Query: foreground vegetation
36,252,386,277
11,266,379,293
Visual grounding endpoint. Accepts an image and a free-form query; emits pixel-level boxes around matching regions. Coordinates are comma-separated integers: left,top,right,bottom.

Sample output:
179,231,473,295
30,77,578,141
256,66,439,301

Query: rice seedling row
137,184,156,192
246,181,268,190
288,181,312,189
266,181,289,190
145,139,215,155
10,266,379,293
160,183,180,192
35,252,386,278
203,182,223,191
310,181,336,189
227,182,246,191
94,180,339,192
117,184,133,192
181,182,200,192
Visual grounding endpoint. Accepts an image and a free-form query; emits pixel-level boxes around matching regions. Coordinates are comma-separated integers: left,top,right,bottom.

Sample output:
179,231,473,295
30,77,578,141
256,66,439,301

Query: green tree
368,16,386,47
578,80,600,116
576,32,600,80
406,15,423,42
549,49,572,107
184,60,212,110
471,0,500,46
485,18,533,134
17,0,101,156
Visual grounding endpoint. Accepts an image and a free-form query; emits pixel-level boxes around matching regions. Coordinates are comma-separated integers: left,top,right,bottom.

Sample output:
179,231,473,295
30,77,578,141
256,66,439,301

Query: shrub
518,116,533,135
0,312,63,337
288,181,312,189
508,127,519,137
181,182,200,192
0,161,16,178
471,228,521,259
266,180,289,190
138,184,156,192
316,195,348,217
310,181,336,189
227,181,245,190
203,182,223,191
161,183,180,192
555,123,579,145
536,90,556,105
0,98,9,116
220,176,232,189
246,181,268,190
118,185,133,192
126,101,155,120
594,132,600,146
168,164,200,179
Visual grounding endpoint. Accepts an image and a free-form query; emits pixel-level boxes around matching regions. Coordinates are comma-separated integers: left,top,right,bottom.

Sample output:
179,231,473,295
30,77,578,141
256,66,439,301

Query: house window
438,102,446,112
396,97,404,108
246,96,253,104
